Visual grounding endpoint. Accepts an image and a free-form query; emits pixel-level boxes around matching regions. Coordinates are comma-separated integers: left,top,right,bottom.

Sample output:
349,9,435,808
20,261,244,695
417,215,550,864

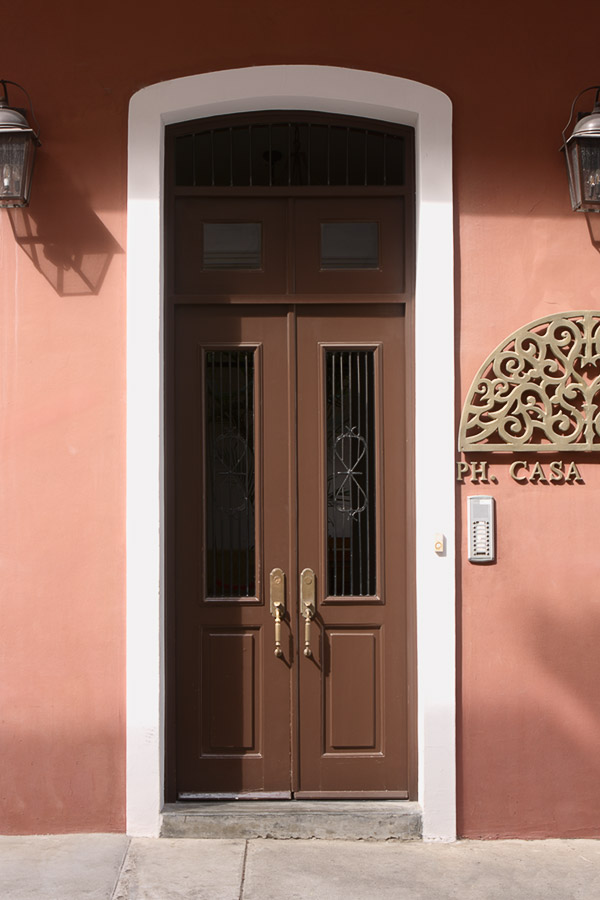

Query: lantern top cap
563,86,600,145
0,79,39,141
569,102,600,141
0,103,33,133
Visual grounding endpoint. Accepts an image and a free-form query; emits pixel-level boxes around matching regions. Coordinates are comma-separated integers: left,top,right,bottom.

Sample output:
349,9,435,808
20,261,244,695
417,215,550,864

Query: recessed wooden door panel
327,629,379,751
202,629,260,754
174,198,287,295
294,198,406,294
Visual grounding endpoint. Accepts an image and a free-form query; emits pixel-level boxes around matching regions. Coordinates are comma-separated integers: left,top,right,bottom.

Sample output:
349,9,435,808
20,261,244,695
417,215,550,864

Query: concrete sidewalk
1,834,600,900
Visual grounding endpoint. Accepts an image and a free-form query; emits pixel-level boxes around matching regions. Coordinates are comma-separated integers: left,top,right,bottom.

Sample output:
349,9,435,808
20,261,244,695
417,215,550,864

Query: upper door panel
294,197,405,294
174,197,287,295
172,196,406,298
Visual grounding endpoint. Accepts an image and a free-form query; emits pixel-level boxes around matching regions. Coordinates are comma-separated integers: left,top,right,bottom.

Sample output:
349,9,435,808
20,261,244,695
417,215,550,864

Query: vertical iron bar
332,352,337,597
349,352,353,595
345,128,350,185
228,352,233,596
249,126,253,187
268,125,272,187
327,125,331,186
364,129,368,186
248,350,252,595
357,352,363,595
218,353,224,596
229,127,233,187
251,350,255,595
207,352,212,595
245,353,250,596
383,134,387,187
307,124,311,185
287,123,291,186
236,351,240,592
215,352,220,595
212,352,218,596
210,130,215,187
214,350,223,597
208,352,213,595
365,353,371,594
339,351,345,597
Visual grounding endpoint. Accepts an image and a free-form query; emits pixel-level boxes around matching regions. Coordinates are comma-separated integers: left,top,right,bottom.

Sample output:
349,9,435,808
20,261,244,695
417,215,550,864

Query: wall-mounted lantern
563,86,600,213
0,80,40,208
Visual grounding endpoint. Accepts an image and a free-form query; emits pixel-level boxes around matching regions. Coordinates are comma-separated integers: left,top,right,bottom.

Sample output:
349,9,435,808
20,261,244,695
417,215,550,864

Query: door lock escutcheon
300,567,316,658
269,568,286,658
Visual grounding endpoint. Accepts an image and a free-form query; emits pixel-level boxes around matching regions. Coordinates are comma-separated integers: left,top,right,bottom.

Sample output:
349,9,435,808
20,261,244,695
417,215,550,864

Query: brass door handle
300,568,316,658
270,568,286,658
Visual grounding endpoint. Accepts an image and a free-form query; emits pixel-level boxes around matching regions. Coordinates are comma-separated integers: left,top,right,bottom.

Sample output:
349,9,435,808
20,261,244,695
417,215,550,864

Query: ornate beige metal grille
459,311,600,452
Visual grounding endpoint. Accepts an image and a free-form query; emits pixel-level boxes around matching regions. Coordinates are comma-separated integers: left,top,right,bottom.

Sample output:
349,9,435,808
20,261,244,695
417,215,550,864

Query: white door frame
126,65,455,840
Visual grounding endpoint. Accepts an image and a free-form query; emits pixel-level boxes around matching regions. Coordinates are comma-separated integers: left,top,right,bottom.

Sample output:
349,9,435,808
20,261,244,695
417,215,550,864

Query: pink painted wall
2,0,599,835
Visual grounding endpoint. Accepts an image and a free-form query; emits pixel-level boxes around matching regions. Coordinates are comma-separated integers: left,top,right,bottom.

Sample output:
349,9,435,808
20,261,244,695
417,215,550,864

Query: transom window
173,113,410,188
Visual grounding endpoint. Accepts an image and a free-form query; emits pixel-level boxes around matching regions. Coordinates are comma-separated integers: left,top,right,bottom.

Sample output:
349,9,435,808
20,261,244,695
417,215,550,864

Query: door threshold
161,799,422,840
179,792,291,800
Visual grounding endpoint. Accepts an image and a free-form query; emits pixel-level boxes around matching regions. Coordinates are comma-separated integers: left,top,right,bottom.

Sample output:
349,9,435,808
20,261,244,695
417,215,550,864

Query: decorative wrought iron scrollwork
333,426,368,518
459,311,600,452
212,428,254,516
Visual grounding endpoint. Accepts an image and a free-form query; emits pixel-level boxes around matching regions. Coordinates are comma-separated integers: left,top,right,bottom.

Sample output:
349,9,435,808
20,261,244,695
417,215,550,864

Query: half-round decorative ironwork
459,311,600,452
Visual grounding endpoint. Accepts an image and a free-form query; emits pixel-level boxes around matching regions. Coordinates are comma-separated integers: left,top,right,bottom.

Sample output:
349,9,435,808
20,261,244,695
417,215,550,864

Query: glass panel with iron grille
203,223,262,269
205,350,255,598
326,350,376,597
320,222,379,269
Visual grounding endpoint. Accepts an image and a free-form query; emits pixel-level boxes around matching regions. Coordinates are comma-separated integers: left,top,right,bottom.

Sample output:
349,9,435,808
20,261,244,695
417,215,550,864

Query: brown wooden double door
173,303,408,798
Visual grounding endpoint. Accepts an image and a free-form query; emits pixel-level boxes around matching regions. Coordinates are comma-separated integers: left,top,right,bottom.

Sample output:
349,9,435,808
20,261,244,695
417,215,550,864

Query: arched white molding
127,66,455,841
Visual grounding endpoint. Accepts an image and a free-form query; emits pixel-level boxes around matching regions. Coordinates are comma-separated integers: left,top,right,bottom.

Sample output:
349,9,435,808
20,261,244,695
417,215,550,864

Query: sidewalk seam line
238,839,249,900
110,836,132,900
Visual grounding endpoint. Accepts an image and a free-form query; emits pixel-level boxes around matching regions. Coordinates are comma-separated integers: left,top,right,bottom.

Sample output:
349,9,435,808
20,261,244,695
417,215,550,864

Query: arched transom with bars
172,112,412,189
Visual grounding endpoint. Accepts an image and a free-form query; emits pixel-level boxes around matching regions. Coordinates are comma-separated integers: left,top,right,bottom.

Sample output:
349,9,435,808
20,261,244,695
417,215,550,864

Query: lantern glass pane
578,138,600,205
568,143,582,209
0,133,35,207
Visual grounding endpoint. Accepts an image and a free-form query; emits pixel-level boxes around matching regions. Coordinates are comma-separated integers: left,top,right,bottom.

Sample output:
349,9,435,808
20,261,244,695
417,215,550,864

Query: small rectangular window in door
203,223,262,269
320,222,379,269
326,349,376,597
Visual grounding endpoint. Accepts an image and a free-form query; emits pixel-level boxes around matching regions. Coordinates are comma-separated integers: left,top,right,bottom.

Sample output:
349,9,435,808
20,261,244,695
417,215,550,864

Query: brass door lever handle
300,568,316,658
270,568,286,658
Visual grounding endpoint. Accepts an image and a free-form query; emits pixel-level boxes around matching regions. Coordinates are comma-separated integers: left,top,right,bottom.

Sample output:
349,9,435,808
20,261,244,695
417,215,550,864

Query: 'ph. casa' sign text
456,459,585,485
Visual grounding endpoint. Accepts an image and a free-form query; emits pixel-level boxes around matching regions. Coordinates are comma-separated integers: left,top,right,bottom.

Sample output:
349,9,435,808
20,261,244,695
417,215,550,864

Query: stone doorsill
161,800,422,840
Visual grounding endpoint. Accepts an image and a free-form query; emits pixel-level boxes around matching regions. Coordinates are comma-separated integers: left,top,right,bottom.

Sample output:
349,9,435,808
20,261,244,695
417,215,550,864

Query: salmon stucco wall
0,102,126,829
456,146,600,835
2,0,600,835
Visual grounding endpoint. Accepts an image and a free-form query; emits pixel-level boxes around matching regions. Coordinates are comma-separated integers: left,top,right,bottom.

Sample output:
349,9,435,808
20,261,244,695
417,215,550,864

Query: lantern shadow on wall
7,155,123,297
584,212,600,251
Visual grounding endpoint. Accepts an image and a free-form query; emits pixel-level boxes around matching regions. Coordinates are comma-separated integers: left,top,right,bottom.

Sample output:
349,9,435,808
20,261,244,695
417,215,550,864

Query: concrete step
161,800,422,840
